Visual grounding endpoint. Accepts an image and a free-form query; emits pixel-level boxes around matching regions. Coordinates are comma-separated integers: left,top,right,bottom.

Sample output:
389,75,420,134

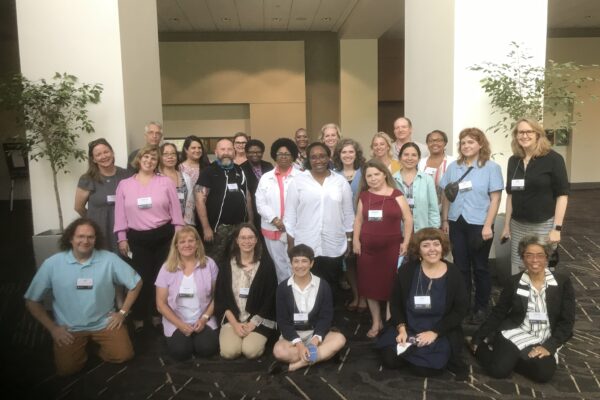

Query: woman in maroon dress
353,160,413,338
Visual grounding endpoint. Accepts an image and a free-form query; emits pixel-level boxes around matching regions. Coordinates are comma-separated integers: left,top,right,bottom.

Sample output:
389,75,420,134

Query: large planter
32,229,62,269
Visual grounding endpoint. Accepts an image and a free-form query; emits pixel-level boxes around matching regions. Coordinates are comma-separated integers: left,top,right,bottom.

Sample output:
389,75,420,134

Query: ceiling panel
236,0,264,31
287,0,321,31
207,0,240,31
264,0,292,31
311,0,356,31
176,0,216,31
157,0,194,31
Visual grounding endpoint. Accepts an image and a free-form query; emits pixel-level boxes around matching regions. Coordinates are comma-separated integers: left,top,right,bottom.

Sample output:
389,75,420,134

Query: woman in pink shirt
115,145,184,331
155,226,219,361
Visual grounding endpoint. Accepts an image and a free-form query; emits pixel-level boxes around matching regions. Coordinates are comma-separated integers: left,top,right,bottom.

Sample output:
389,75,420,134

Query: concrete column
404,0,548,164
16,0,163,233
340,39,378,154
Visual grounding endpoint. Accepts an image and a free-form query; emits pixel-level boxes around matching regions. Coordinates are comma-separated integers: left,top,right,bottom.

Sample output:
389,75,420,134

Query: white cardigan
255,167,301,232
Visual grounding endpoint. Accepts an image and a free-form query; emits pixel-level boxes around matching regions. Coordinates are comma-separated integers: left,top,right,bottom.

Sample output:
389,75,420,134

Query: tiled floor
1,191,599,399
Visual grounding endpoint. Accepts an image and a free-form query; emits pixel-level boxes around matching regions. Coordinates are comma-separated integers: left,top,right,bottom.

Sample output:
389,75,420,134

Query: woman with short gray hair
469,235,575,383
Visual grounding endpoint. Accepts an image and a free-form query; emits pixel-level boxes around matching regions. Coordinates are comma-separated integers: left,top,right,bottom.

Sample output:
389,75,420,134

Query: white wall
16,0,162,233
547,38,600,184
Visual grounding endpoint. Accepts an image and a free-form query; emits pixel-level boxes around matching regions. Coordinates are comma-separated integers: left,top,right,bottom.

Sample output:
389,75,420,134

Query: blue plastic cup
307,344,318,363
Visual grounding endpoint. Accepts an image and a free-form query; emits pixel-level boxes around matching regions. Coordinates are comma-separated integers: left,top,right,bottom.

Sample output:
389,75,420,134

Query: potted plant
0,72,103,265
469,42,598,280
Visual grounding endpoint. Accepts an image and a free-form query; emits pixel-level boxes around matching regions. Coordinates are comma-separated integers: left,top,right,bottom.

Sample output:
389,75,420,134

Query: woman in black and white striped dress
468,235,575,383
501,118,569,271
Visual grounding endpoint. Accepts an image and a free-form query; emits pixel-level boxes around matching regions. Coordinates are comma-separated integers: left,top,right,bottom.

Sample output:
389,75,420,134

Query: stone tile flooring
1,191,599,399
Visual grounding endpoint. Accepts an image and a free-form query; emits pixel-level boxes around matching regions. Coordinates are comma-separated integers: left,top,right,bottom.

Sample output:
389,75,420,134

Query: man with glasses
195,138,253,263
24,218,142,376
127,121,163,173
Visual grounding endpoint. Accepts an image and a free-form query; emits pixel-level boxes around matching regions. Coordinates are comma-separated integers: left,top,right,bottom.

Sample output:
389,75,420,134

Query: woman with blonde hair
501,118,569,271
440,128,503,325
320,123,341,156
370,132,401,175
155,226,219,361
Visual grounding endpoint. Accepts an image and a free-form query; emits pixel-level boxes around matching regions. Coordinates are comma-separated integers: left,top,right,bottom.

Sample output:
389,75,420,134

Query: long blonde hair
511,118,552,158
370,132,394,159
164,226,207,272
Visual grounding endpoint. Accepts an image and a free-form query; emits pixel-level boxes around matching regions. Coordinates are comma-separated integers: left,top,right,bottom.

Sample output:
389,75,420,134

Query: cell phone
500,236,509,245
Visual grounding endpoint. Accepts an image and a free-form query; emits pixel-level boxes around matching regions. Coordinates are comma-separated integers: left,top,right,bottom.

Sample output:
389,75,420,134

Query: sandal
366,327,381,339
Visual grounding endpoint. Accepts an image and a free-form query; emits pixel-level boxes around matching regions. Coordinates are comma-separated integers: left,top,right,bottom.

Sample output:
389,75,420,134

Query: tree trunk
50,163,63,232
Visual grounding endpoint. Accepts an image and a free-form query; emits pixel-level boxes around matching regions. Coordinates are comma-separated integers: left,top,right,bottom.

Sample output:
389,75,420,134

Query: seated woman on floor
214,223,278,360
377,228,468,378
469,235,575,383
273,244,346,371
155,226,219,361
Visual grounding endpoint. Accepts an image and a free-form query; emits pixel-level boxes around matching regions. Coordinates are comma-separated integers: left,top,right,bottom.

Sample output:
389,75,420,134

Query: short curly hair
59,218,106,251
270,138,298,161
408,228,451,259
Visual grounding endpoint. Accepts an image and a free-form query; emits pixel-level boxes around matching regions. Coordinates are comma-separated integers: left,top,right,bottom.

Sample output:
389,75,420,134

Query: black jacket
214,252,278,337
276,277,333,342
240,160,274,230
387,260,468,373
472,271,575,354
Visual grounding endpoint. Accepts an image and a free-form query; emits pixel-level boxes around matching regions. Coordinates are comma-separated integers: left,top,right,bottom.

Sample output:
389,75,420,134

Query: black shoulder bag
443,166,474,202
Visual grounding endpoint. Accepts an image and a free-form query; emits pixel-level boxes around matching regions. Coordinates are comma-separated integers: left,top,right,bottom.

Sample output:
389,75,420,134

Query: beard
219,156,233,166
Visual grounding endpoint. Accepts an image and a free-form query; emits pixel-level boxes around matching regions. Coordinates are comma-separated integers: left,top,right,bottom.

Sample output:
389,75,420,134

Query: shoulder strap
456,166,474,183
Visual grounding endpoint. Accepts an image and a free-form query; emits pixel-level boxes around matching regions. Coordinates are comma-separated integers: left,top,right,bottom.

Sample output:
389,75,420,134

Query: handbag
444,167,474,202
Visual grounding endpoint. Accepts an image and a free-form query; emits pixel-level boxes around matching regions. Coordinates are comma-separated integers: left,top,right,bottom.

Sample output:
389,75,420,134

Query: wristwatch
118,309,128,317
554,225,562,231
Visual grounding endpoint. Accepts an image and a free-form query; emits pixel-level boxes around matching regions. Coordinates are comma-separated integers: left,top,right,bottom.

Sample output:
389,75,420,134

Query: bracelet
118,309,127,317
201,314,210,321
347,237,353,241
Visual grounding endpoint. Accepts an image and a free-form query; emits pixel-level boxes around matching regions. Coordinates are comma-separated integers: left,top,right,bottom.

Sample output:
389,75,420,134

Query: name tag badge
178,286,194,298
293,312,309,323
106,195,116,204
424,167,437,176
528,311,548,322
177,192,185,200
458,181,472,192
239,287,250,298
407,198,415,207
414,295,431,309
511,179,525,191
227,183,239,192
137,197,152,209
516,288,530,297
76,278,93,289
368,209,383,221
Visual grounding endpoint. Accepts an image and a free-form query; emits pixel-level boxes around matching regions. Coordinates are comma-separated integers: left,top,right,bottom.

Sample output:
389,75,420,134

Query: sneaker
469,310,486,325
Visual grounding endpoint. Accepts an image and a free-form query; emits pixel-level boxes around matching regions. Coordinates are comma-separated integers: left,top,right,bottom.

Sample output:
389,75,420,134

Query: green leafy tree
0,73,103,230
470,41,599,137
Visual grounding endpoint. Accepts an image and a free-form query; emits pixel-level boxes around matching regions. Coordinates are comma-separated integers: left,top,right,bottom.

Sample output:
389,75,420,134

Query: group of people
24,117,575,384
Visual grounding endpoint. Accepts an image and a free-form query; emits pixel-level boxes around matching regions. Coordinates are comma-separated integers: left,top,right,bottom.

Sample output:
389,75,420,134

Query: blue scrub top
439,159,504,225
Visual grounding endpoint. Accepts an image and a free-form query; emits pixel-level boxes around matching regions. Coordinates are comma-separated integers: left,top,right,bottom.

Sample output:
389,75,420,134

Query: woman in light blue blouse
440,128,503,326
393,142,440,232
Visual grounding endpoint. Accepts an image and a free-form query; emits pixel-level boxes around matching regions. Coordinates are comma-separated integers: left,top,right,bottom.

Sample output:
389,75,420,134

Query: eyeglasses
524,252,547,260
517,130,536,136
427,138,445,144
276,152,292,158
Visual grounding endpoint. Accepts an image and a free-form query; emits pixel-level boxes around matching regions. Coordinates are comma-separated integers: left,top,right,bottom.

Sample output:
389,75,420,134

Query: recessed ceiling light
222,17,231,22
272,17,282,22
321,17,331,22
584,15,592,19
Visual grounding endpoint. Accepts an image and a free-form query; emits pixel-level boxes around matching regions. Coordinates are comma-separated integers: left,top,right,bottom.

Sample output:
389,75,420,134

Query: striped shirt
501,269,558,350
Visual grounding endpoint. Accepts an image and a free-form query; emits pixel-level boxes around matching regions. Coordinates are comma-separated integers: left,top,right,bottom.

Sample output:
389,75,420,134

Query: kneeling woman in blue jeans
155,226,219,361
